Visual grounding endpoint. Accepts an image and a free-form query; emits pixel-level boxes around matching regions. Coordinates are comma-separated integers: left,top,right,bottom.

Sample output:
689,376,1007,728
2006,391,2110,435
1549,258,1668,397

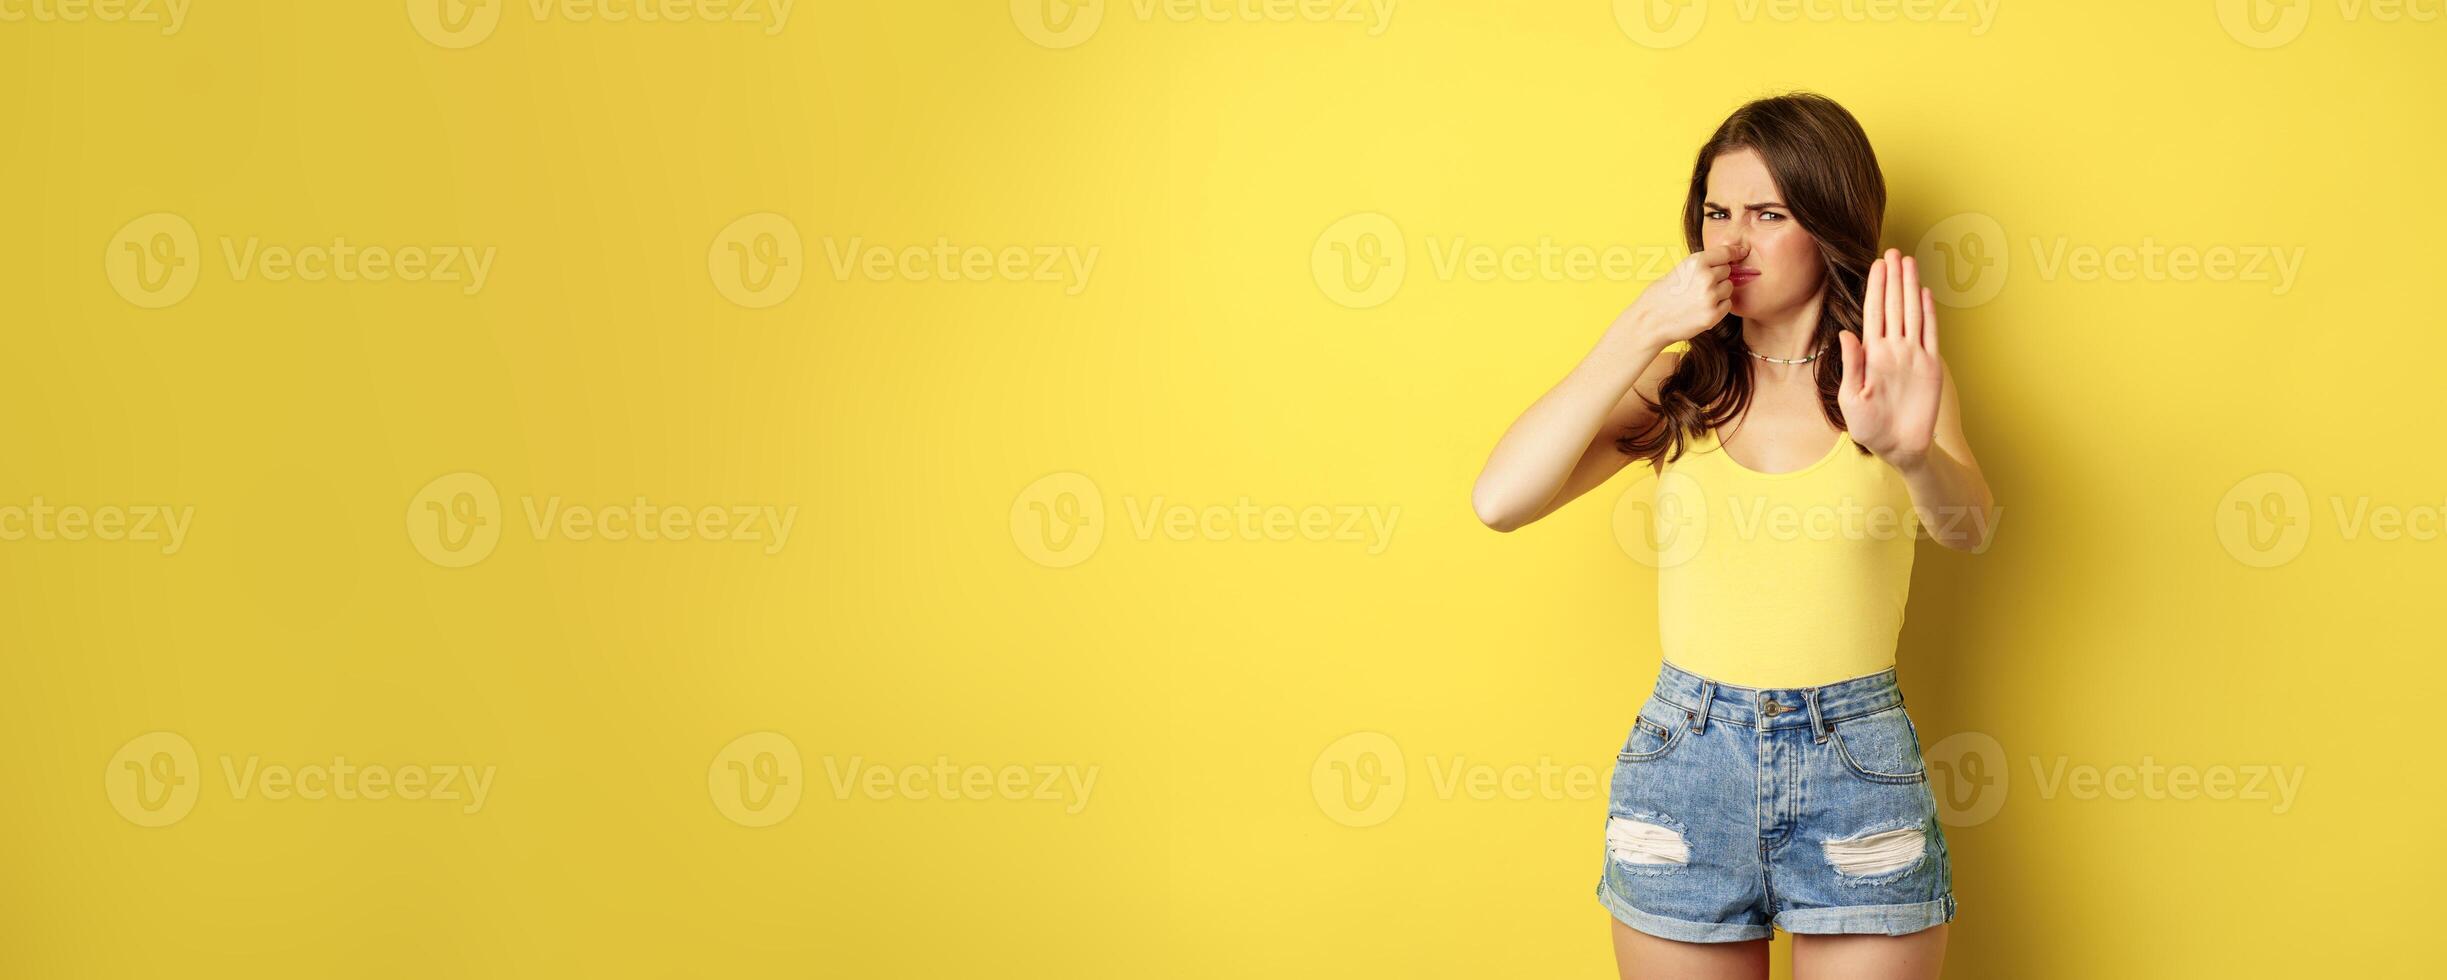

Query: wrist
1609,308,1667,351
1582,317,1664,391
1885,446,1936,476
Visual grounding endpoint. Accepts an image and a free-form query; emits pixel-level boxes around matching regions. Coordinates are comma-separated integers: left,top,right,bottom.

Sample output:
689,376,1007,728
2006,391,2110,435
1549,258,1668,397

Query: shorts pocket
1617,697,1692,763
1828,704,1927,784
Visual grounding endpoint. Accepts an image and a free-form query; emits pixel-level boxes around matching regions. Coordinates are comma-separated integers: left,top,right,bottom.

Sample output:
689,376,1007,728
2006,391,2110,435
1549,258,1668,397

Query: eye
1704,208,1729,220
1759,211,1786,221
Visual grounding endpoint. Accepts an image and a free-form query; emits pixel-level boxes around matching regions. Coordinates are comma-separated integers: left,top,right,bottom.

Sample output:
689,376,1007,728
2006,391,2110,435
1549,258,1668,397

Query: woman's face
1700,148,1824,321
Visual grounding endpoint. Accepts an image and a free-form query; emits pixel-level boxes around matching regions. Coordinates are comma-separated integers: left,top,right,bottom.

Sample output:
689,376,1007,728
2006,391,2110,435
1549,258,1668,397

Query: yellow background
3,1,2440,976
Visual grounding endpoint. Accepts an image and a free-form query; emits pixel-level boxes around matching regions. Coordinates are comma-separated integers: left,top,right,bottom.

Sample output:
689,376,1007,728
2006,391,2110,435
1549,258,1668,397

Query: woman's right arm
1470,243,1744,532
1469,325,1679,533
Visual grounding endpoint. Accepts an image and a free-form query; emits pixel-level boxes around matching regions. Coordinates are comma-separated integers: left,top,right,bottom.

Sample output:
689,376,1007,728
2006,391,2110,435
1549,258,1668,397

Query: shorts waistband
1653,659,1904,734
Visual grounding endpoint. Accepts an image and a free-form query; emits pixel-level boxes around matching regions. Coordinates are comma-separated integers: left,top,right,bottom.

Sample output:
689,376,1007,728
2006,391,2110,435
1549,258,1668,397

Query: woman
1471,92,1996,979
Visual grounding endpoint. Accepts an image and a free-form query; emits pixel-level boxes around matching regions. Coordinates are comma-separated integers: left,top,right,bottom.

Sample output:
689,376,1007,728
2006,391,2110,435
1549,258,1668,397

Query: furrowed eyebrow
1703,201,1787,211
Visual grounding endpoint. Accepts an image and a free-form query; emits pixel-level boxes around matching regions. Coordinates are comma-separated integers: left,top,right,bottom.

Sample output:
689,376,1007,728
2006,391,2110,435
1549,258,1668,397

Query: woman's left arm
1893,360,1997,553
1839,249,1999,553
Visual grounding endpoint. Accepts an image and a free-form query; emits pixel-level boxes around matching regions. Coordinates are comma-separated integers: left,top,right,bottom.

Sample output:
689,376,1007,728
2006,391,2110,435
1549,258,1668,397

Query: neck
1740,291,1825,361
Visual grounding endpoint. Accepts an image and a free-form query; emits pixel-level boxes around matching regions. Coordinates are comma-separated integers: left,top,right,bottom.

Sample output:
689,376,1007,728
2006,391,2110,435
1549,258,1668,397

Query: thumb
1838,330,1865,398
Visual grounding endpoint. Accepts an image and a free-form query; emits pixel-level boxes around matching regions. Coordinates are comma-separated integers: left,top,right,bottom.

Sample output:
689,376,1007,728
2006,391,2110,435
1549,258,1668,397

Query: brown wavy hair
1616,92,1885,470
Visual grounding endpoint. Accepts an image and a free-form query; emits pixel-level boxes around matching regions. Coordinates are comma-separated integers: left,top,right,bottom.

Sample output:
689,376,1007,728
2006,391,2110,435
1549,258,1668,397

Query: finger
1838,329,1864,398
1921,287,1939,358
1698,242,1750,268
1883,249,1905,339
1862,256,1886,339
1673,258,1725,300
1900,254,1921,345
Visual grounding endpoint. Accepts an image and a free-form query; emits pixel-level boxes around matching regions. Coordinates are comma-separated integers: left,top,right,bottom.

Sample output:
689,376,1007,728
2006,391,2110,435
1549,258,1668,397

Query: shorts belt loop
1805,688,1829,743
1691,680,1712,735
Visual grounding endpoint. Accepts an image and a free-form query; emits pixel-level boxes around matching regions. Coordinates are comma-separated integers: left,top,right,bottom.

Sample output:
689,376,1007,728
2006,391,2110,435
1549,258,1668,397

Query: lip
1729,267,1761,285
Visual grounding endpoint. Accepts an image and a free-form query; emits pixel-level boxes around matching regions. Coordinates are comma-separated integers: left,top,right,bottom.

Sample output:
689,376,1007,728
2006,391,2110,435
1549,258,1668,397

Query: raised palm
1838,249,1944,465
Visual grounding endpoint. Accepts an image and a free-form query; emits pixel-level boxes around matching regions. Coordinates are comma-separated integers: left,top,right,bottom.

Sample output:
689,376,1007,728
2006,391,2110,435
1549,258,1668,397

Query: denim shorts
1595,659,1957,942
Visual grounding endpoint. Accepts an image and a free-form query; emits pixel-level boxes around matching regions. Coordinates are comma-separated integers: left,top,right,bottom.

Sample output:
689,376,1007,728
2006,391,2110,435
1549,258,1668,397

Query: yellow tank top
1645,343,1920,688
